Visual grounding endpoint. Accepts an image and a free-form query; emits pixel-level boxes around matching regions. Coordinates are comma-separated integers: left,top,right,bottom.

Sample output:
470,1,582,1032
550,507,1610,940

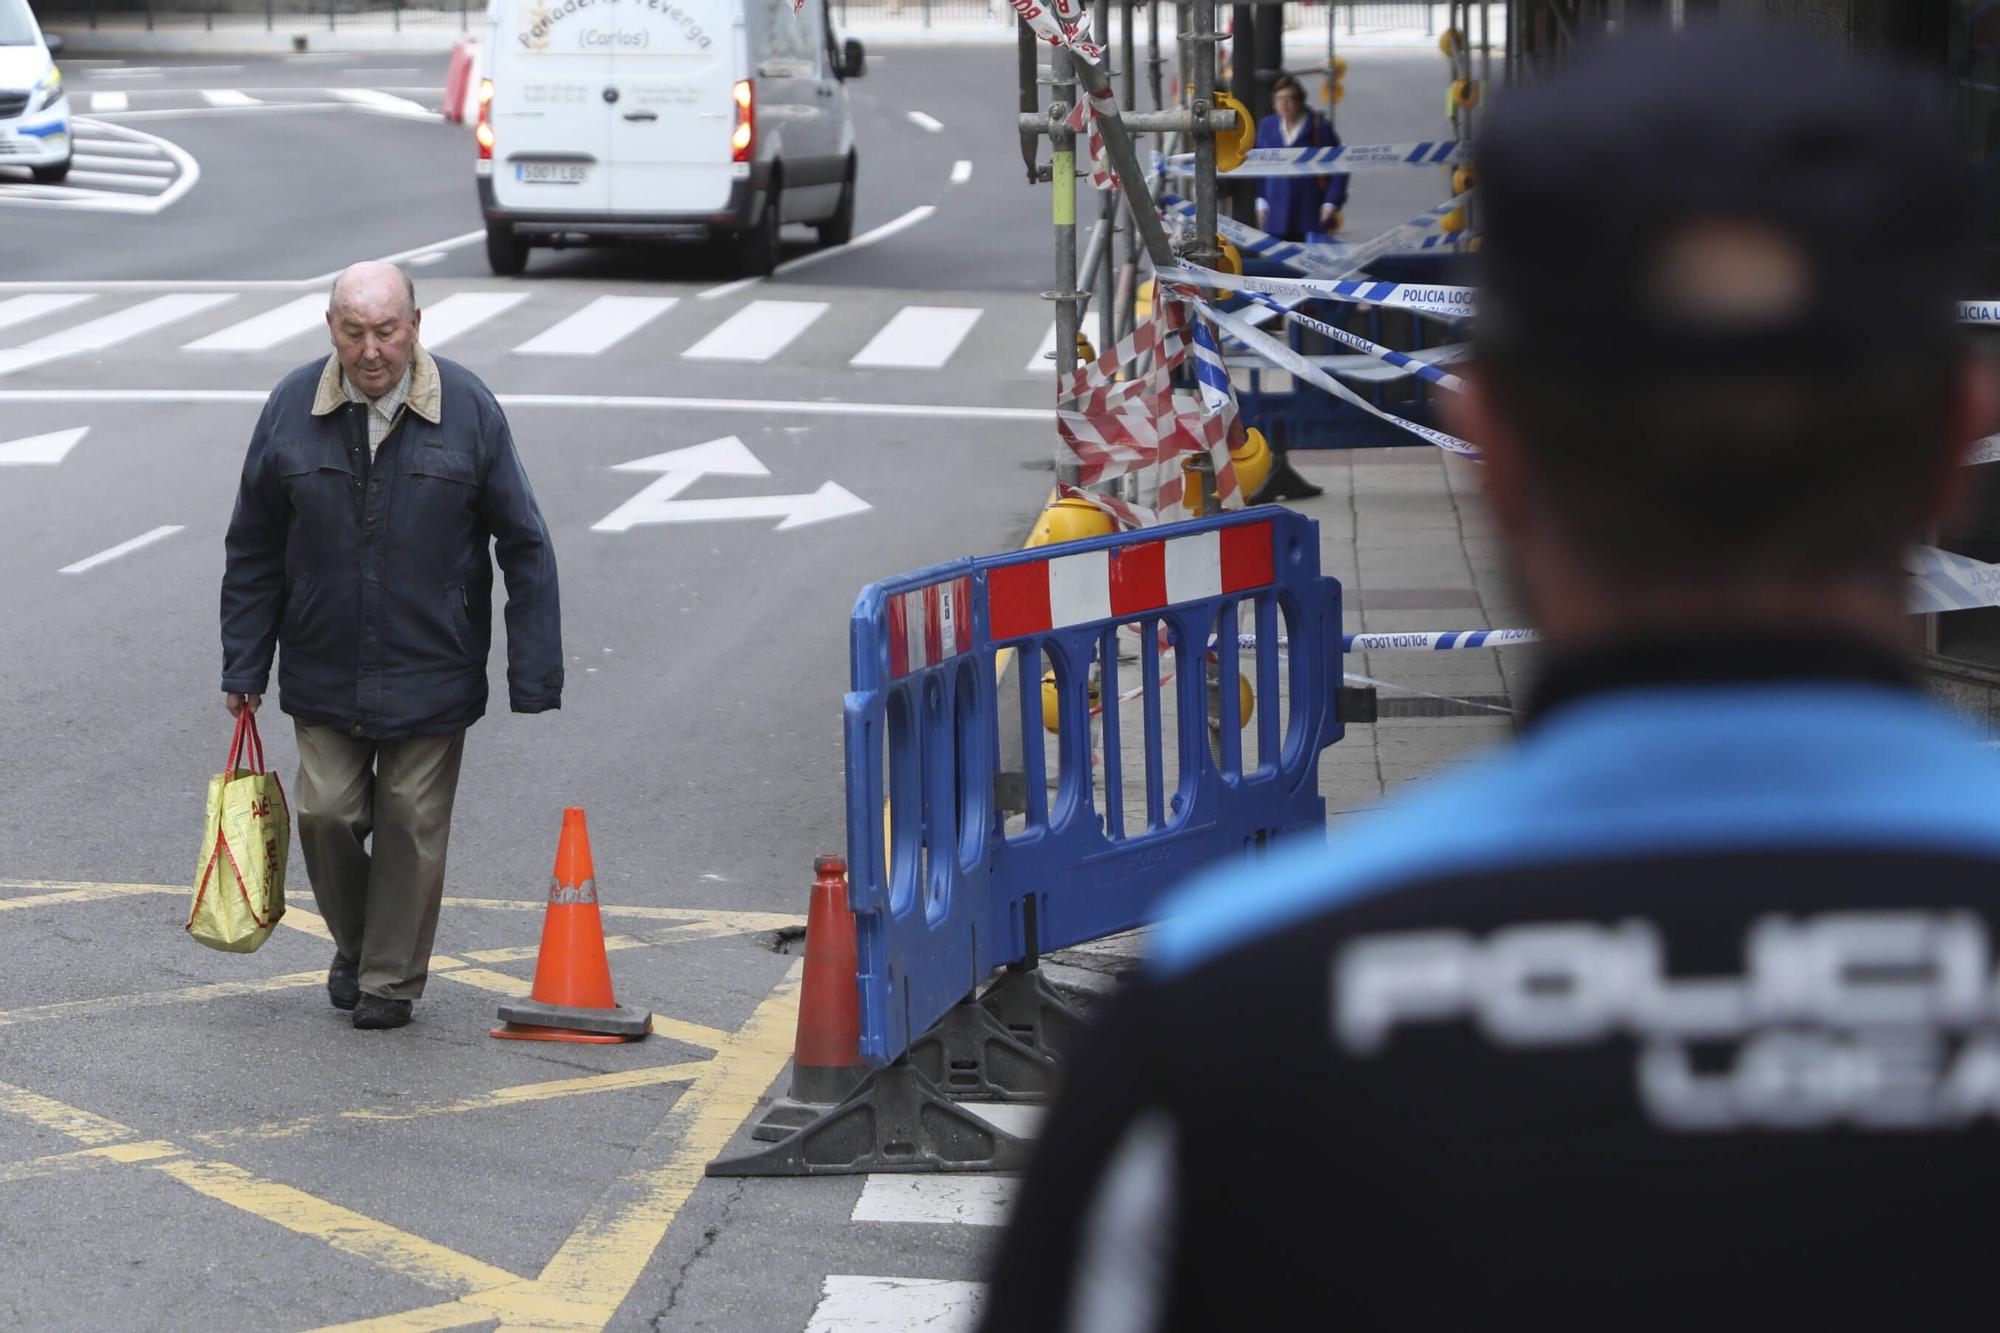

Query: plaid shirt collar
310,343,443,423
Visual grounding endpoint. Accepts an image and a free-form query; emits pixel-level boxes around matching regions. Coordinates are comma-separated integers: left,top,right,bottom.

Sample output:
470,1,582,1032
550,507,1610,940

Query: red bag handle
225,708,267,776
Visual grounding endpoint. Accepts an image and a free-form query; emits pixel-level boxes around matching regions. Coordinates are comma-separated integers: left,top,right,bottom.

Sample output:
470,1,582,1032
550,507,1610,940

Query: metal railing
44,0,477,32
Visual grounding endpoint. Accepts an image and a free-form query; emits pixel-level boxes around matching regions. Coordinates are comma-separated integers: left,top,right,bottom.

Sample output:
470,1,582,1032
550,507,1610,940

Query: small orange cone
491,808,652,1045
787,855,864,1103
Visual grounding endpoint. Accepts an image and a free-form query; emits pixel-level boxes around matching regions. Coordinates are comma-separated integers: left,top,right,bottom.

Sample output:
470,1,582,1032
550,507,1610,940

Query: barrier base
908,987,1060,1103
749,1096,830,1143
981,965,1086,1064
706,1061,1035,1177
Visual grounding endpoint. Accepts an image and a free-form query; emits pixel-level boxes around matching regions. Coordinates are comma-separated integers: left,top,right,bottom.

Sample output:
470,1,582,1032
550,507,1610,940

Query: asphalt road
0,37,1452,1332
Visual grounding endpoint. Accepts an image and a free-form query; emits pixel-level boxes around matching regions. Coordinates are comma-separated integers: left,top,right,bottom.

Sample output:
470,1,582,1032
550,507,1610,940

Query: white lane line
907,110,944,133
806,1277,984,1333
0,293,234,376
418,292,530,348
64,170,168,192
69,137,163,157
89,92,128,112
183,294,327,353
852,1175,1017,1227
73,155,176,175
60,525,185,576
850,306,983,370
0,294,93,334
1026,321,1058,373
199,89,259,107
405,250,448,267
950,159,972,184
82,103,349,123
0,389,1054,423
339,67,421,77
0,117,202,217
514,295,677,356
696,204,936,300
682,300,827,362
337,88,442,121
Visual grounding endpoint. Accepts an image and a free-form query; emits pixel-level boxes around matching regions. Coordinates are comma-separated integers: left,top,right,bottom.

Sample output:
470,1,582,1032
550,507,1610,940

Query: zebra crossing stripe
0,293,234,377
683,300,828,362
0,294,93,335
183,294,327,353
1027,321,1058,374
89,92,128,112
200,90,258,107
806,1277,985,1333
849,306,981,369
513,295,677,356
851,1175,1017,1226
417,292,530,348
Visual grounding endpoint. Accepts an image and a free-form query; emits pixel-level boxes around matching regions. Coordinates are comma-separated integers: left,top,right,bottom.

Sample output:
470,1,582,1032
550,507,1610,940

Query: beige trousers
294,722,467,1001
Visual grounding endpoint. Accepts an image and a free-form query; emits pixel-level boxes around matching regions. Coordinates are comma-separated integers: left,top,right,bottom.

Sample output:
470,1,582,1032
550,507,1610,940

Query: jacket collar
311,343,442,424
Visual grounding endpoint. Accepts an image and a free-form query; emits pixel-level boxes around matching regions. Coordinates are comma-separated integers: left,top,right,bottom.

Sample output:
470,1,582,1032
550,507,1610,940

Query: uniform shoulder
1149,684,2000,980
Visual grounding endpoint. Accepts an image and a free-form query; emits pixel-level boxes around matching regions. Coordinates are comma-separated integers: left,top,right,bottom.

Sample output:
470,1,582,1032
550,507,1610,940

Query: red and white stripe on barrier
886,576,973,679
987,520,1275,641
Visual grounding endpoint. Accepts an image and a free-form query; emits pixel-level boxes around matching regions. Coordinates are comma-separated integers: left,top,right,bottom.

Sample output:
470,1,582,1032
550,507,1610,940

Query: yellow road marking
151,1157,525,1296
638,1014,733,1051
281,904,336,941
0,969,328,1028
304,1301,490,1333
197,1061,712,1148
0,1079,135,1146
0,1139,182,1184
301,962,806,1333
0,881,175,912
432,966,533,998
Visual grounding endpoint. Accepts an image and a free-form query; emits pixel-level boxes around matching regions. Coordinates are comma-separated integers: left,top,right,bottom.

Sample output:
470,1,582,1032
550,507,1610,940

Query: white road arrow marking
593,436,868,533
0,427,88,465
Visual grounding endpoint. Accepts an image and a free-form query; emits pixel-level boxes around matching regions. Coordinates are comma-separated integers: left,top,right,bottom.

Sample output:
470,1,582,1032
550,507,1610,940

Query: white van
476,0,864,277
0,0,70,184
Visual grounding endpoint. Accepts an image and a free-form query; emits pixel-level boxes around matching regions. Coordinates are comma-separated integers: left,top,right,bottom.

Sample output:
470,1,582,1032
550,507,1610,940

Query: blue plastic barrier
843,508,1343,1067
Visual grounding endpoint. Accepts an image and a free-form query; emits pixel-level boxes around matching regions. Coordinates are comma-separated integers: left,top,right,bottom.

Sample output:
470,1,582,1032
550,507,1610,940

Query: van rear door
488,0,614,215
605,0,740,215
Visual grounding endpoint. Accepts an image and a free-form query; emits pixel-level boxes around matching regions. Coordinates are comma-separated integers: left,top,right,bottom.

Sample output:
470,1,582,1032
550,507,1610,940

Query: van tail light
475,78,495,159
731,79,754,162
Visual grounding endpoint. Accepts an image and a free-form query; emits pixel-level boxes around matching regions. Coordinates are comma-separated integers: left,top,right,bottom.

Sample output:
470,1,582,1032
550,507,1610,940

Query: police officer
982,26,2000,1328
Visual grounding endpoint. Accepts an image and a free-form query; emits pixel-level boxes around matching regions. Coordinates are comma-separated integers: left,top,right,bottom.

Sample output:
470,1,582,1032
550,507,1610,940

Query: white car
476,0,863,276
0,0,69,183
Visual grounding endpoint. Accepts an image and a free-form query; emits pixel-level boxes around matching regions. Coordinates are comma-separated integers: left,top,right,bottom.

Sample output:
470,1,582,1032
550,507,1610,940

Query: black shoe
352,994,413,1030
328,956,360,1012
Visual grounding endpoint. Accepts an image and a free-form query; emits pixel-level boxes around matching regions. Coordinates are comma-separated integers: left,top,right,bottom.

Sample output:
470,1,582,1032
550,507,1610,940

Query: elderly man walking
220,262,562,1031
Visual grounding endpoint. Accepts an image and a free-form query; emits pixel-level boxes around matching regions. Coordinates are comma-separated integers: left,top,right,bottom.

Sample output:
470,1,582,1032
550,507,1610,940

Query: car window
0,0,41,46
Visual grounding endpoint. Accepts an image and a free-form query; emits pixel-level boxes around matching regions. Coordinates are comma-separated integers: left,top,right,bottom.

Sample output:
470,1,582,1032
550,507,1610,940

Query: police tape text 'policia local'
1336,912,2000,1132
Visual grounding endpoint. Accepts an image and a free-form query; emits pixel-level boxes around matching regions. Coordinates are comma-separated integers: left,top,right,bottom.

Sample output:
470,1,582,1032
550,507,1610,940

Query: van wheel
737,182,781,277
818,160,856,248
485,222,529,276
30,156,70,185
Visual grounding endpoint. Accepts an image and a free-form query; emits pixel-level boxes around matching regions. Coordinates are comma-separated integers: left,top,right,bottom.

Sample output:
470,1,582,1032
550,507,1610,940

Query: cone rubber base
490,1020,649,1045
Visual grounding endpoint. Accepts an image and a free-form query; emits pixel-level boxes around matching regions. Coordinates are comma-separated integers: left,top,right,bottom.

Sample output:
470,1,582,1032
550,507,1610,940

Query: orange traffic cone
788,855,864,1103
491,808,652,1045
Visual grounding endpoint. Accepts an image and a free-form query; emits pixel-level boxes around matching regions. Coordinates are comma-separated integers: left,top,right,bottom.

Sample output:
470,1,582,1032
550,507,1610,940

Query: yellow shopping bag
188,710,289,953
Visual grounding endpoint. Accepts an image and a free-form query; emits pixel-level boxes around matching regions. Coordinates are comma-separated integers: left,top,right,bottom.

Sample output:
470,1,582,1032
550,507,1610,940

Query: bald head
327,262,421,400
330,261,416,321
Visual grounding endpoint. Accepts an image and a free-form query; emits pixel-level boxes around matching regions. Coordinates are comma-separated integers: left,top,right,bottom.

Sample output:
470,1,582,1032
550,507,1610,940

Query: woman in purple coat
1253,73,1349,241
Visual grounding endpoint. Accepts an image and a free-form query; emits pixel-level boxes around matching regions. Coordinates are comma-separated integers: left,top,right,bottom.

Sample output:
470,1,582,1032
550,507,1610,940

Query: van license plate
517,163,587,185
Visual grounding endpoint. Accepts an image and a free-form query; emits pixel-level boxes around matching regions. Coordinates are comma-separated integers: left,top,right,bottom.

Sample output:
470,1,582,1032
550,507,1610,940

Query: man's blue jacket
221,345,562,739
